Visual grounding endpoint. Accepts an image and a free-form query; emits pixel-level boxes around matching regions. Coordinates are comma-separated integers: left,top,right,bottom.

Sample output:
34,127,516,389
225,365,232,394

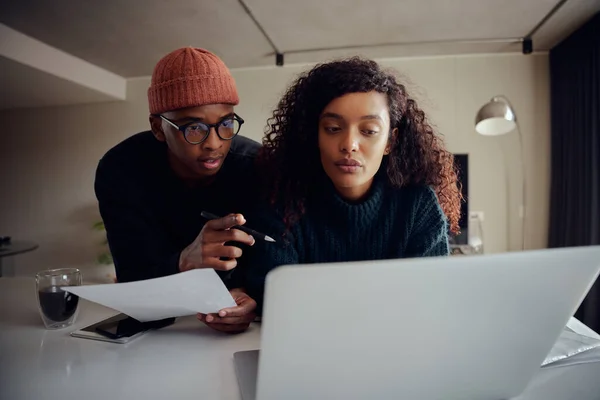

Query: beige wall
0,53,550,279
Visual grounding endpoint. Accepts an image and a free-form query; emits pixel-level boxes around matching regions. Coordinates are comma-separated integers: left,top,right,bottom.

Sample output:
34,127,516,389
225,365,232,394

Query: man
95,47,259,332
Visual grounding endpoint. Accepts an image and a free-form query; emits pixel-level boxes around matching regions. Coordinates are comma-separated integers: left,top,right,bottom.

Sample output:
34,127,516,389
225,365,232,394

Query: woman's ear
150,115,166,142
384,128,398,155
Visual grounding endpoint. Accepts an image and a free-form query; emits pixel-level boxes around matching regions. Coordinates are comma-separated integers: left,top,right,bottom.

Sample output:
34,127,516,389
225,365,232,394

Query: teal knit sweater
238,173,450,313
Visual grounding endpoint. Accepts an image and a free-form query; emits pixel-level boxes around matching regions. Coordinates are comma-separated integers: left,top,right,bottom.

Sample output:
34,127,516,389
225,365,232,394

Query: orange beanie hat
147,47,239,114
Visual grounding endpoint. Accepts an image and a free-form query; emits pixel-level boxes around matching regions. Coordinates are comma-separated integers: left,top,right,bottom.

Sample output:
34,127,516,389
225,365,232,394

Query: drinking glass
35,268,82,329
468,215,484,254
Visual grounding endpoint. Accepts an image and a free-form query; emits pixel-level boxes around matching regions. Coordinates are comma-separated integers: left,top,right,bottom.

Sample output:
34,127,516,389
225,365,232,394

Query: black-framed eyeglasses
154,113,244,145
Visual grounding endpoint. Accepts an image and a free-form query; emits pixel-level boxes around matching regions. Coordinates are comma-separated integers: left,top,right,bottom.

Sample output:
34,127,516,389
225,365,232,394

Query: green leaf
92,221,105,231
97,252,113,265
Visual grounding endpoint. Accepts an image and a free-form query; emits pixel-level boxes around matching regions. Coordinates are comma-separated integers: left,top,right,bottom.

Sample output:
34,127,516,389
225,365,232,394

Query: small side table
0,240,39,277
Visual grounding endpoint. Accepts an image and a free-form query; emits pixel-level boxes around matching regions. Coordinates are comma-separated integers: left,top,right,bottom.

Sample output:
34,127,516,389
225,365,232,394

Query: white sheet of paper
62,269,236,322
542,317,600,367
566,316,600,340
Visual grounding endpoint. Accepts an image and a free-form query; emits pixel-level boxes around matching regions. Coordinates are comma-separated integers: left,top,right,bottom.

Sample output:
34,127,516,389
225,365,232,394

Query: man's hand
197,288,257,333
179,213,255,272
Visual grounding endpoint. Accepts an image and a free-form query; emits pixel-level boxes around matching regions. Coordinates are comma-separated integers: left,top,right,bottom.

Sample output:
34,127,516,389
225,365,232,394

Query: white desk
1,277,599,400
0,277,260,400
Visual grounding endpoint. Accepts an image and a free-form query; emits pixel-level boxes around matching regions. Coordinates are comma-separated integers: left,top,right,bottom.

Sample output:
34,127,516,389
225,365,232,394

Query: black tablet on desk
71,314,175,344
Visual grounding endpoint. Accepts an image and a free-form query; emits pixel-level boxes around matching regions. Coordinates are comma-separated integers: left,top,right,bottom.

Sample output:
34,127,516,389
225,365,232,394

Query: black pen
200,211,276,243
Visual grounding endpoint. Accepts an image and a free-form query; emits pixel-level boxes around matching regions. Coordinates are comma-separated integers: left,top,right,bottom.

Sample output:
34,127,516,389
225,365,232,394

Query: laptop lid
254,246,600,400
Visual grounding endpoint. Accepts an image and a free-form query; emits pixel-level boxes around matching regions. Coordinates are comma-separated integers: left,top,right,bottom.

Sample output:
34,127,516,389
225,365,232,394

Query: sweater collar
311,170,386,222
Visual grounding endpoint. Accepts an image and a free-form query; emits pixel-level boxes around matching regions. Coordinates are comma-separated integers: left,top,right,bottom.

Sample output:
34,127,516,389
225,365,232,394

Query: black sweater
239,173,450,313
94,131,261,284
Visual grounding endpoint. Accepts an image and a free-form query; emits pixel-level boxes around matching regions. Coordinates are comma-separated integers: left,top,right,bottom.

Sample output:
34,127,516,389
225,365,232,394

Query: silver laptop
234,246,600,400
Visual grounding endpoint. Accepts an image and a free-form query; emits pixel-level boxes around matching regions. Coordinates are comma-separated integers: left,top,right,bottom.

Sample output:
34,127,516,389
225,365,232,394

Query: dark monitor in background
451,154,469,245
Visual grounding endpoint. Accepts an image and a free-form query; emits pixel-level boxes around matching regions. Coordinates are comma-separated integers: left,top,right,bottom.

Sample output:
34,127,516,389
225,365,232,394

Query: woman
229,57,461,321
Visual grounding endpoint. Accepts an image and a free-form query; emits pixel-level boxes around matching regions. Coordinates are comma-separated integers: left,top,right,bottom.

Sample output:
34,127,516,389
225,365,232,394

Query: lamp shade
475,98,516,136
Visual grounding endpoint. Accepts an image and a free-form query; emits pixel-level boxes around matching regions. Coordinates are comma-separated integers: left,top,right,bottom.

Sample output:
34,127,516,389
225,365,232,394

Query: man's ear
384,128,398,155
149,115,166,142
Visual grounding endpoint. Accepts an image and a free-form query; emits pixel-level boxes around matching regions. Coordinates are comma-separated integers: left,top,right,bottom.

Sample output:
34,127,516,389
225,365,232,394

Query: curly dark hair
258,57,463,235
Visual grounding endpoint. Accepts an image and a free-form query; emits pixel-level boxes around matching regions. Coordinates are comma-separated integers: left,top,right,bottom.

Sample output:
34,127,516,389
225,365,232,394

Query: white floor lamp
474,96,526,251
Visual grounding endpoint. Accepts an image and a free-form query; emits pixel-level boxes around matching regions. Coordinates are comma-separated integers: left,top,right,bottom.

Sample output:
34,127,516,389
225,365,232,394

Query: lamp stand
515,123,526,251
496,96,526,251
